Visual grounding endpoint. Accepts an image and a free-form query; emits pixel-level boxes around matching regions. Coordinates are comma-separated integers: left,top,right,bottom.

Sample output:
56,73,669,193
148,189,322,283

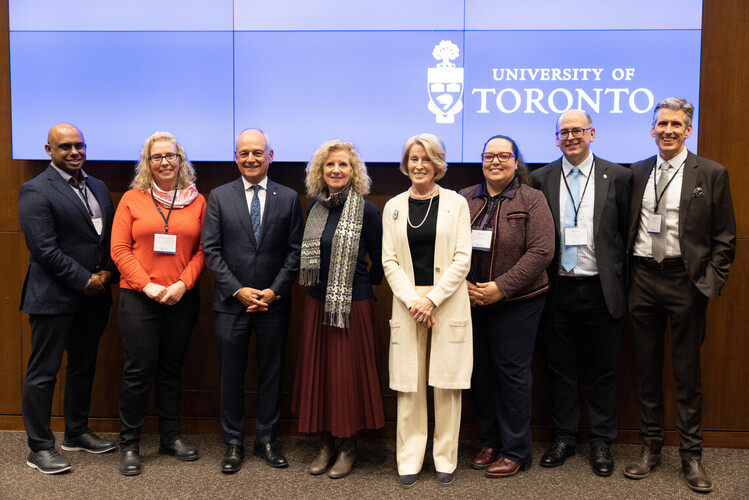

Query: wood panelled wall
1,1,748,447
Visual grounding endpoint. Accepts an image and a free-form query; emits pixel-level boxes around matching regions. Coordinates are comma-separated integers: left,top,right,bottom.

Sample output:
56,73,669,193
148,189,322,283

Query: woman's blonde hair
399,133,447,180
305,140,371,197
130,131,196,192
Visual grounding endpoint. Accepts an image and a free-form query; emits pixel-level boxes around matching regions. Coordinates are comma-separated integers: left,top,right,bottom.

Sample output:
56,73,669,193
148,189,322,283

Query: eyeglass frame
481,152,516,163
149,153,180,164
555,127,592,139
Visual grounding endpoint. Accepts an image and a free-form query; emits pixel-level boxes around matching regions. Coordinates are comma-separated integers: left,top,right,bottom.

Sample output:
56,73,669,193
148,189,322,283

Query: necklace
407,186,439,229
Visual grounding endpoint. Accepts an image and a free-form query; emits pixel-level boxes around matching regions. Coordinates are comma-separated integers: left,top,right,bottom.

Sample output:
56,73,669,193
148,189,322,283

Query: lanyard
652,159,685,213
150,188,178,232
561,159,594,226
72,177,94,217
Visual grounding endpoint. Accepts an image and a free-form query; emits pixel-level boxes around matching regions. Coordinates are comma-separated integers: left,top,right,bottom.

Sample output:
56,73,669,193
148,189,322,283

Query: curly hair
305,140,371,197
130,131,196,192
400,133,447,180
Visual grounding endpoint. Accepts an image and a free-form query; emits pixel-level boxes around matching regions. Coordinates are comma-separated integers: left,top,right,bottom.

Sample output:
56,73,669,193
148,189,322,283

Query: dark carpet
0,432,746,499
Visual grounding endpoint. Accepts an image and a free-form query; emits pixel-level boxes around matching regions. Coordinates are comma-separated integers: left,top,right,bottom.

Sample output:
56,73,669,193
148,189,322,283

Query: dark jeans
629,260,708,460
546,275,623,448
118,287,200,450
471,294,545,464
23,303,109,451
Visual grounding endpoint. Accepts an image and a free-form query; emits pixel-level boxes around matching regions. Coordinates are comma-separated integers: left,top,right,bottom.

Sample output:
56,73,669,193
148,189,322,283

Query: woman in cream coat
382,133,472,488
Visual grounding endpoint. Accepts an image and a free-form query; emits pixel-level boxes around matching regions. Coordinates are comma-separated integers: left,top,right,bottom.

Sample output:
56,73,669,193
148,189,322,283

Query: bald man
19,123,117,474
203,129,303,473
532,111,632,476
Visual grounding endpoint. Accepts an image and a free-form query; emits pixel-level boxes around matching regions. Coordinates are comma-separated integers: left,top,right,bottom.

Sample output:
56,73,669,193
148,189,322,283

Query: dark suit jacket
202,177,303,314
532,155,633,319
19,164,115,314
627,151,736,299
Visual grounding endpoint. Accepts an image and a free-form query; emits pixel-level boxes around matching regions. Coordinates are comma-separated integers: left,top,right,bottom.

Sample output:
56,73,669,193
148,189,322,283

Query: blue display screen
9,0,703,163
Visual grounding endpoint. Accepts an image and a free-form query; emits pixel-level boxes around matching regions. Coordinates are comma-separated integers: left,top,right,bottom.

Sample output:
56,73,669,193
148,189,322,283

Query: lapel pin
603,174,607,179
693,187,704,197
393,210,399,220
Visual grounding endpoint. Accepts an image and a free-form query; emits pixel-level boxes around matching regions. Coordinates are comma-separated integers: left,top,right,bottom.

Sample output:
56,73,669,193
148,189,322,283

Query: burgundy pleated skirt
291,295,385,437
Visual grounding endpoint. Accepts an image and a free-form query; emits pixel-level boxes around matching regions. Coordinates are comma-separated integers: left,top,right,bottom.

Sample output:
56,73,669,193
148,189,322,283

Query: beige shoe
328,437,357,479
309,434,335,475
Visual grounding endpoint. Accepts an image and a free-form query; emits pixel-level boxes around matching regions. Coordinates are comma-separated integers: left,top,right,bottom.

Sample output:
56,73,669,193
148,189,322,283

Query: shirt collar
562,152,594,178
474,176,520,200
657,148,688,170
51,162,87,184
241,175,268,191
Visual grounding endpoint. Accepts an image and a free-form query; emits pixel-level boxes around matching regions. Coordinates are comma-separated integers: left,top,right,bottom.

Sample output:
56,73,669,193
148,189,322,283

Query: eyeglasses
481,152,516,163
236,150,266,159
149,153,179,163
556,127,591,139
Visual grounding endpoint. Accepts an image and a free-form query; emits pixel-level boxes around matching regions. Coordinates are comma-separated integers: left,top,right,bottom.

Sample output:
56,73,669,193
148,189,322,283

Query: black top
407,195,439,286
305,199,384,302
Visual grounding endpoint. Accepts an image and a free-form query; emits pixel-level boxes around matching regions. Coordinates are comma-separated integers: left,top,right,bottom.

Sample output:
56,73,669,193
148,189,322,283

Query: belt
633,256,683,271
557,275,599,282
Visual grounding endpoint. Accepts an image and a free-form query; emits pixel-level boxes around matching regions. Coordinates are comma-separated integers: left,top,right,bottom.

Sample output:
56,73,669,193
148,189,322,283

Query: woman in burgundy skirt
292,140,385,479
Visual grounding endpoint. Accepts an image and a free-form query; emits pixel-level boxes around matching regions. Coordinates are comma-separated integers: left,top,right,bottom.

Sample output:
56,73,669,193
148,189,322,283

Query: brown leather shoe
682,459,714,493
485,457,529,478
624,450,661,479
472,447,499,470
309,434,335,475
328,437,356,479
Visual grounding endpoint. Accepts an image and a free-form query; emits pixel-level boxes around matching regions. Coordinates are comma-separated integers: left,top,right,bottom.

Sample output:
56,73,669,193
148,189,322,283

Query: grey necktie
651,162,670,263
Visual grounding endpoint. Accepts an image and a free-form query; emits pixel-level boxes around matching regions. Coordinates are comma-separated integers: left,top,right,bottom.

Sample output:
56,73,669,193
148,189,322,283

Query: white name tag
91,217,103,235
647,214,663,234
564,226,587,246
154,232,177,254
471,229,492,251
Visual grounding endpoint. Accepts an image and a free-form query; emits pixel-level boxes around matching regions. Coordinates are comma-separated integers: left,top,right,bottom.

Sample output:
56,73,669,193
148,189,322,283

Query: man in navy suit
19,123,117,474
203,128,303,474
531,110,632,477
624,98,735,493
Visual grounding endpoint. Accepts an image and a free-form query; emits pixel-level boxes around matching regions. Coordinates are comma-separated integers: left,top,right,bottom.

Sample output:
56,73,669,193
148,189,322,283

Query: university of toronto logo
428,40,464,124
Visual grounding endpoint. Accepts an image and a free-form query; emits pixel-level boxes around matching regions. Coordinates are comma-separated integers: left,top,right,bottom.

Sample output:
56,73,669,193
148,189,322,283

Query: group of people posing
18,97,735,494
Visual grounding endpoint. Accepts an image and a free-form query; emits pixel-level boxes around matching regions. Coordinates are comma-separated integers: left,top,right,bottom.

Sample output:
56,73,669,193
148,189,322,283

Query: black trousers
216,306,290,446
628,260,708,460
118,288,200,450
23,301,110,451
546,275,623,448
471,294,545,464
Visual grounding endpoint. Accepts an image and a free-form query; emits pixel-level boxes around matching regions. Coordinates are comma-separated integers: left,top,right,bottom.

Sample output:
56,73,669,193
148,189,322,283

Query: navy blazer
627,151,736,299
19,164,115,314
202,177,303,314
532,155,633,319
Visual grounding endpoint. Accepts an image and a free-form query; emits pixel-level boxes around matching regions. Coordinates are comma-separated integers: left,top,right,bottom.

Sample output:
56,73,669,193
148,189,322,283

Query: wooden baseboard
1,415,747,448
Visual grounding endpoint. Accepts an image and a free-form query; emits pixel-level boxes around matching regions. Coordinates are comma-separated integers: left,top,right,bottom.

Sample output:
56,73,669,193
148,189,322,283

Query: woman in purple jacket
459,135,554,478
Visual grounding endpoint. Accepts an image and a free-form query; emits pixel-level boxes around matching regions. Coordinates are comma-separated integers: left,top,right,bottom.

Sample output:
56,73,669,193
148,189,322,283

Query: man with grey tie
625,98,736,493
202,129,303,473
532,110,632,477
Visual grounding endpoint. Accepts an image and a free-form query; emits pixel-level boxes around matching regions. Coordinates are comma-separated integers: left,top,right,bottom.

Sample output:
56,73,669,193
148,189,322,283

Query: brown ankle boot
328,436,357,479
309,433,335,475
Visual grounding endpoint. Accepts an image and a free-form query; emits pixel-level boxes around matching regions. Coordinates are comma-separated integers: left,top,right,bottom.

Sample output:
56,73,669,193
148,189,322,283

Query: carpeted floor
0,431,746,499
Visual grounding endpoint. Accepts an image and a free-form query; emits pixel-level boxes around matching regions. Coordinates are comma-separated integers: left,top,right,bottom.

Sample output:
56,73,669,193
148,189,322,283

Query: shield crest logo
428,40,464,124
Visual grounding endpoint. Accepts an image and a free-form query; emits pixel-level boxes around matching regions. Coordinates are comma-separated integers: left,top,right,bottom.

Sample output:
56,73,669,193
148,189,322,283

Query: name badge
564,226,587,246
91,217,103,235
647,214,662,234
154,232,177,254
471,229,492,251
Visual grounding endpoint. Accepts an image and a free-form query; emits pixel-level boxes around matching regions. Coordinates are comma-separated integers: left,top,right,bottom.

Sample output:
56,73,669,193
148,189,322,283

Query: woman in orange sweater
111,132,206,476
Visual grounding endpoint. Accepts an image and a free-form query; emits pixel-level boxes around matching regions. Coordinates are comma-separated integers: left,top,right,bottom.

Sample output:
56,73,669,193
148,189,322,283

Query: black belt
558,275,599,282
633,256,683,271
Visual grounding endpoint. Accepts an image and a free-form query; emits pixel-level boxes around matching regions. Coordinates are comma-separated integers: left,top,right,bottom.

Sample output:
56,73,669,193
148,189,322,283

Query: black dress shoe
540,441,576,468
682,459,714,492
27,448,71,474
119,450,141,476
221,445,245,474
253,440,288,468
159,438,199,461
62,430,116,454
591,446,614,477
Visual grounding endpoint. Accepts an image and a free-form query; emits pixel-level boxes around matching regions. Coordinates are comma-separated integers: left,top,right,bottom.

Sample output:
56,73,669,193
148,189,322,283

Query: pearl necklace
407,186,439,229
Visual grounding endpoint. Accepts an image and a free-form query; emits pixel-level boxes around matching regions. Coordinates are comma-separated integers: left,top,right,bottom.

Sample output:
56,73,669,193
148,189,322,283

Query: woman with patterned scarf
291,140,385,479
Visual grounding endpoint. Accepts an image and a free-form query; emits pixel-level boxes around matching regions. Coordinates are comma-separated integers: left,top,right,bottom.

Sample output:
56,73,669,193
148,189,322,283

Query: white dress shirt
633,147,687,258
558,153,597,277
241,175,268,226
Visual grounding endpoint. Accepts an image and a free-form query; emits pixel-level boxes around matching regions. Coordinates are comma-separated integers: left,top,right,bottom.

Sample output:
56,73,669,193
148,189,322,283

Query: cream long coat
382,187,473,392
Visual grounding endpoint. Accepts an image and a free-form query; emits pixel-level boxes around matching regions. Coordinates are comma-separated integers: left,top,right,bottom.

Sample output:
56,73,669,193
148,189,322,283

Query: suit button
435,267,441,273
